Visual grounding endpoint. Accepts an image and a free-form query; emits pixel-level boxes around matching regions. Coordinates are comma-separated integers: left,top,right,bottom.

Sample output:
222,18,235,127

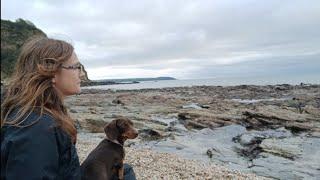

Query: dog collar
104,137,123,147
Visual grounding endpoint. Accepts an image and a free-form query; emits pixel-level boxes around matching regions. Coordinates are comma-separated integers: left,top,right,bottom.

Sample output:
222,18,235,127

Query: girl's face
52,52,85,98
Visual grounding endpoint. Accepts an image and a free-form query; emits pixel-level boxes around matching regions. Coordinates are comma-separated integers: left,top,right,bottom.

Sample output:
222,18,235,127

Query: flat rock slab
253,137,320,179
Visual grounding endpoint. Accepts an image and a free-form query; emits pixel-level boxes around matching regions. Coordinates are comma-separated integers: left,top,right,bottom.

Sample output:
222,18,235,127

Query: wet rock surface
67,84,320,179
77,132,268,179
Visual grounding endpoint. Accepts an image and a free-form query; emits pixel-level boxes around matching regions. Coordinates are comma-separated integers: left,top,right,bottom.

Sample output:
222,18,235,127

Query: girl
1,37,136,180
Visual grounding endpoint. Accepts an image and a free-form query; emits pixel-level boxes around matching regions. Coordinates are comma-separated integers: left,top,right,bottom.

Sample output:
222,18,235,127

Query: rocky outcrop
1,19,91,82
76,132,267,179
242,105,320,132
66,84,320,179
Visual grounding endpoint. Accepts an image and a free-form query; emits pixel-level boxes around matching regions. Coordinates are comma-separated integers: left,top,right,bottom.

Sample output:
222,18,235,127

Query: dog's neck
105,135,124,147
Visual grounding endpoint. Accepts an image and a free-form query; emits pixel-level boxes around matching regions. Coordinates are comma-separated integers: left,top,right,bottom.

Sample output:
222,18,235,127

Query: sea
81,74,320,90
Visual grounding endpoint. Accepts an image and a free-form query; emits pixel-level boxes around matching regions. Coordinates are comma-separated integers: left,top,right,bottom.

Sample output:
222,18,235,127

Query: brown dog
81,117,138,180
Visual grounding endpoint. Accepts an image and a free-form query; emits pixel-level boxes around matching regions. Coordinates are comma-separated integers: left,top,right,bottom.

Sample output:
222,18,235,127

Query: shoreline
76,132,269,179
80,78,320,91
67,84,320,179
79,83,320,93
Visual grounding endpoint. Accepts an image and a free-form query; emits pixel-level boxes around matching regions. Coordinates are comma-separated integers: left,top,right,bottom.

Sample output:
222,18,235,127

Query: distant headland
81,77,176,86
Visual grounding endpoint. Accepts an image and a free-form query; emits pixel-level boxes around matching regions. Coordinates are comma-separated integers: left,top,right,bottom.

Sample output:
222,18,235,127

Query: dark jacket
1,111,81,180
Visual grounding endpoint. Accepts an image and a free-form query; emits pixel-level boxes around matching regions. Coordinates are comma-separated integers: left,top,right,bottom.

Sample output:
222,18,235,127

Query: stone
112,99,125,105
182,103,202,109
70,109,78,113
242,105,318,132
200,105,211,109
138,128,163,140
185,121,207,130
85,118,107,133
259,137,304,160
238,127,292,146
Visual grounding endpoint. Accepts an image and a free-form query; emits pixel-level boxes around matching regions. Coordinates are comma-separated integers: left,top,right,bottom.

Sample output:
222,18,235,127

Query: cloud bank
2,0,320,80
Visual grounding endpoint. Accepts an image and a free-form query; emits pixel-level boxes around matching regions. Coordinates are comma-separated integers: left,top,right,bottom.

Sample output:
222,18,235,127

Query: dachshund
81,117,138,180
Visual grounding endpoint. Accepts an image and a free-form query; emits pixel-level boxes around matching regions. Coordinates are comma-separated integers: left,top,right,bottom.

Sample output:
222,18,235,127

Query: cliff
1,18,90,83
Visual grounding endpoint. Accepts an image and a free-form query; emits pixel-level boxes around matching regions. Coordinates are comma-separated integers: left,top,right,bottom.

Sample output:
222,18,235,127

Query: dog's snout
133,130,139,138
133,131,138,138
129,129,138,139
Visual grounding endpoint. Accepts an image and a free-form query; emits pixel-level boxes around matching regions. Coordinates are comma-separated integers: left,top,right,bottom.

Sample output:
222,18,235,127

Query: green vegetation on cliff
1,18,90,83
1,19,47,80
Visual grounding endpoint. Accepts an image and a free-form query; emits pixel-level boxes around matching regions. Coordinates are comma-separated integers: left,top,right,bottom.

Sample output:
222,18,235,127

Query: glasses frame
60,63,83,73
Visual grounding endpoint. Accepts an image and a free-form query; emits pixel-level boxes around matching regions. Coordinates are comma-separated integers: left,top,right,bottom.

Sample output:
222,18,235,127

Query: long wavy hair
1,36,77,144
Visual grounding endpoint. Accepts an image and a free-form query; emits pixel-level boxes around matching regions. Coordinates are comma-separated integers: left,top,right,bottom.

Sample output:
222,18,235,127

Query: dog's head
104,117,138,144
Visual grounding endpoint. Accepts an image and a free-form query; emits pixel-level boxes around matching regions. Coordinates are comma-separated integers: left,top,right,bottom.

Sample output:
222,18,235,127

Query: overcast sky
2,0,320,80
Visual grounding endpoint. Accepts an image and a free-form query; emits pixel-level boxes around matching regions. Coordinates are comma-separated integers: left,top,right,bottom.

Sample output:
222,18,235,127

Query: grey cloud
2,0,320,79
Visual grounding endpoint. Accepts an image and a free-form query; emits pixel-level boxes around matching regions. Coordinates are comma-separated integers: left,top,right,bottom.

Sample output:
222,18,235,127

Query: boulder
139,128,163,140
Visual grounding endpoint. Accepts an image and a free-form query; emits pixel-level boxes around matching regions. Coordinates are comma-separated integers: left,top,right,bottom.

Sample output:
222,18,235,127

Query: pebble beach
76,132,269,180
69,84,320,179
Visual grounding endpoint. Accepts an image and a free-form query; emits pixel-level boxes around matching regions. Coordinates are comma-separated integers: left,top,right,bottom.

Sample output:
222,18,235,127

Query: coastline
76,132,269,179
69,84,320,179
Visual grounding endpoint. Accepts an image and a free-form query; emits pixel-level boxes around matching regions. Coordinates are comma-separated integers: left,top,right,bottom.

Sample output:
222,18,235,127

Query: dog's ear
104,120,120,140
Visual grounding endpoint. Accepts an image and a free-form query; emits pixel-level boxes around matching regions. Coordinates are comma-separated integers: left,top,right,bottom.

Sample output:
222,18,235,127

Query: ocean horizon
82,74,320,90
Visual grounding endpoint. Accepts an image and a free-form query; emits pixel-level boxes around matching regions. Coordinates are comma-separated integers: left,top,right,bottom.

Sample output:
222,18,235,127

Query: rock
112,99,125,105
200,105,211,109
149,119,168,126
182,103,202,109
85,118,107,133
310,131,320,138
165,123,189,133
304,105,320,116
252,136,320,180
242,105,318,132
178,113,195,120
206,148,223,159
259,137,304,160
237,134,260,146
67,84,320,179
177,112,211,130
150,116,176,126
251,153,306,180
237,127,292,146
146,95,170,103
70,109,77,113
274,84,291,91
138,128,163,140
184,121,207,130
152,140,187,150
284,122,314,134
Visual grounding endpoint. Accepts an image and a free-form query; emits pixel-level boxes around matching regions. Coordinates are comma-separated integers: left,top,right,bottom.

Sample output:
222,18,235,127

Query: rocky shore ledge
76,132,267,179
66,84,320,179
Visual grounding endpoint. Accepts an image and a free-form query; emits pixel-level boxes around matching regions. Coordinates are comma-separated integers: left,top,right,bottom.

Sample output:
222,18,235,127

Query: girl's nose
79,65,86,79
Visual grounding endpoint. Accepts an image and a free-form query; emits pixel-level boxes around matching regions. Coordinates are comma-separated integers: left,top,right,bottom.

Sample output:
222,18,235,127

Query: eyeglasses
60,63,84,72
